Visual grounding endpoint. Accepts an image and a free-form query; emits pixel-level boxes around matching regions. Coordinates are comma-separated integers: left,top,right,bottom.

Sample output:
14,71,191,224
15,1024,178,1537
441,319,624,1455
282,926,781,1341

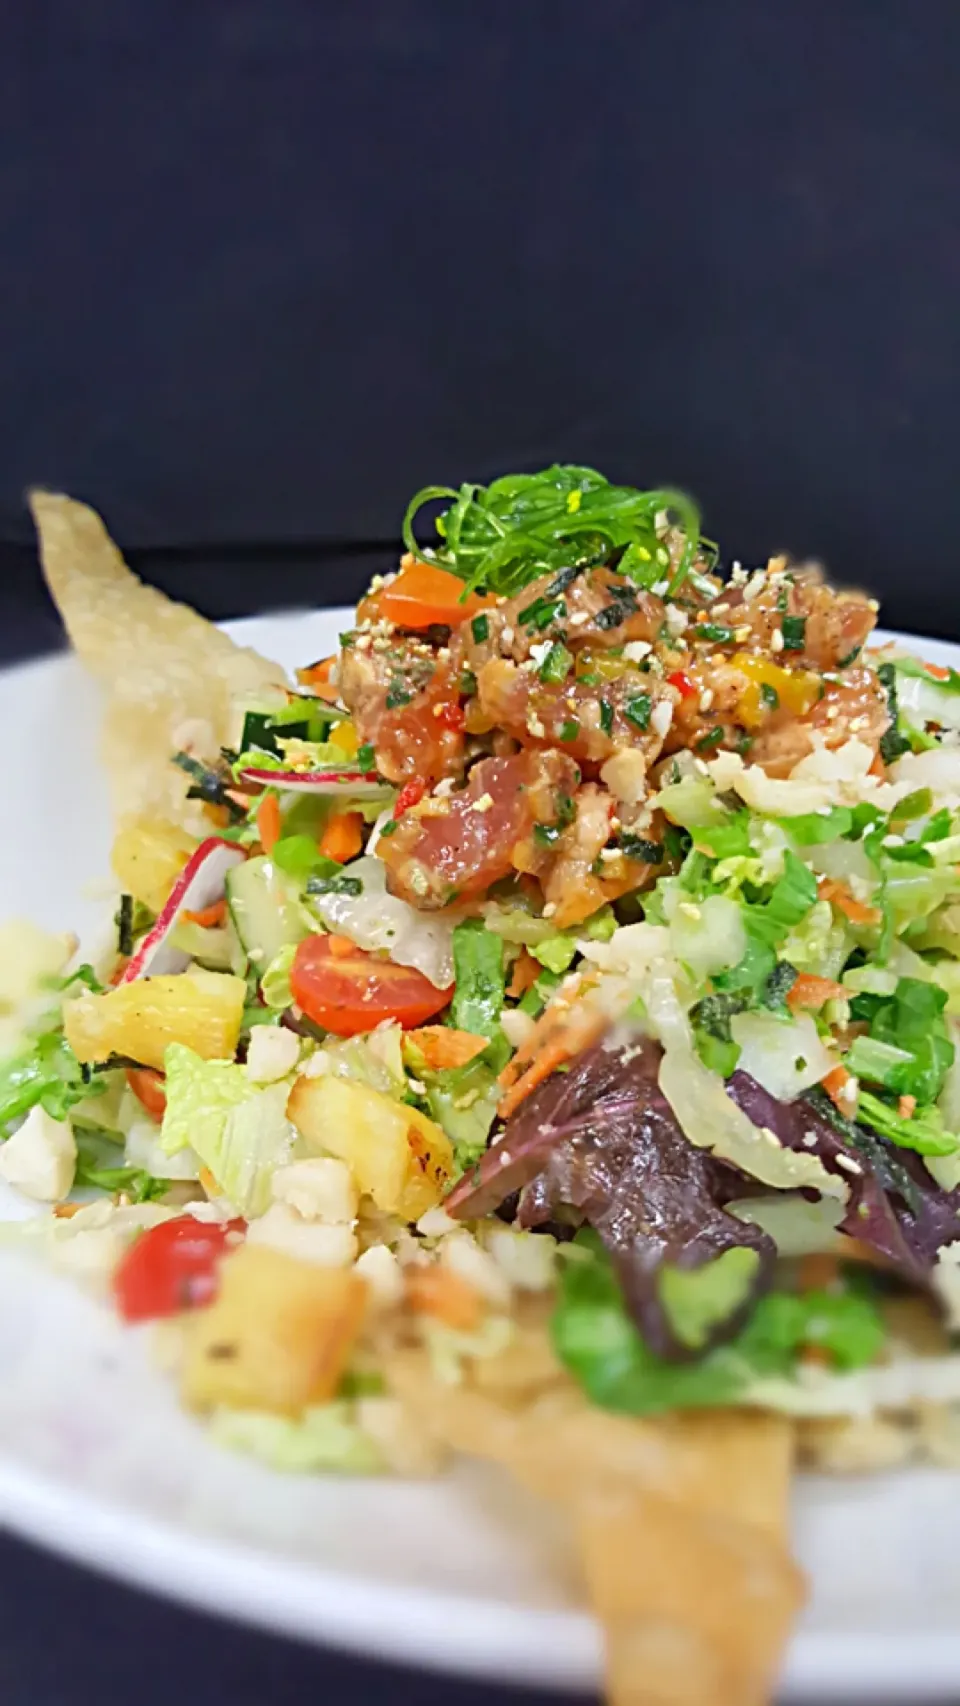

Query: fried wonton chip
384,1326,804,1706
30,492,287,829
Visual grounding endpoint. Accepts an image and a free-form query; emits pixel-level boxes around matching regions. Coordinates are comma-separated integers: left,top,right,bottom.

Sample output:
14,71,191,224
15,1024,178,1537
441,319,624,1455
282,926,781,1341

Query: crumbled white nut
500,625,515,647
651,578,669,596
355,1243,404,1308
528,641,553,668
470,792,495,814
699,688,714,712
245,1025,300,1083
526,715,546,738
734,625,752,642
417,1206,459,1239
598,846,621,863
622,640,652,662
272,1157,358,1223
246,1204,358,1267
439,1229,511,1306
568,609,592,627
541,900,557,918
0,1105,76,1201
485,1225,557,1291
433,777,456,798
771,629,785,653
664,604,688,636
651,700,674,739
500,1006,537,1049
600,747,648,805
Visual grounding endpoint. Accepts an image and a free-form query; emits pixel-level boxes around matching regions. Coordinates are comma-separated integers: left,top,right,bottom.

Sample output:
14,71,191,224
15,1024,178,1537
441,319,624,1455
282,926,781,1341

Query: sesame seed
802,1130,818,1148
699,688,714,712
542,902,557,918
771,629,785,653
835,1153,863,1176
500,627,515,647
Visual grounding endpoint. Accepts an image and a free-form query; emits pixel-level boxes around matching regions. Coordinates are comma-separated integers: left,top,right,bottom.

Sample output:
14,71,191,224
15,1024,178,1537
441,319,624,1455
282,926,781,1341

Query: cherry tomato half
125,1067,167,1122
290,935,452,1036
113,1215,245,1323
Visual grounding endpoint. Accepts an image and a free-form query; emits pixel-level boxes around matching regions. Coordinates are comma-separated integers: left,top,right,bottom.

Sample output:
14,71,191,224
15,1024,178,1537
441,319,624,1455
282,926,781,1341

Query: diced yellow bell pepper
64,969,246,1071
327,720,359,758
287,1075,454,1221
181,1243,368,1414
731,652,822,730
111,817,198,915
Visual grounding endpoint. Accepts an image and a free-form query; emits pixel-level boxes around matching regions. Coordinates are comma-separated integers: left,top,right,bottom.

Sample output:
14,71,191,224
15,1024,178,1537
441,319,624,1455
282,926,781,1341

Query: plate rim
2,613,960,1702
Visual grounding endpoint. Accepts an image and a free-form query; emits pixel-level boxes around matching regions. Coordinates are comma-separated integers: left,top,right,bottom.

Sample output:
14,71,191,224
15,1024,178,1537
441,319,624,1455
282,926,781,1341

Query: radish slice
237,766,392,798
118,837,246,983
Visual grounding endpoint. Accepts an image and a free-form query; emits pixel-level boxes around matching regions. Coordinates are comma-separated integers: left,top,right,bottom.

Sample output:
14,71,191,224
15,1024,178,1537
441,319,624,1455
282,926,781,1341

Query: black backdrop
3,6,960,1704
4,0,960,654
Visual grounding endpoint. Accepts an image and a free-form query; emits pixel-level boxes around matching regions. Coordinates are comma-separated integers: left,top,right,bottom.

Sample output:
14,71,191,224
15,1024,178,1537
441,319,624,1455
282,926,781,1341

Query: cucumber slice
168,920,236,971
225,856,308,967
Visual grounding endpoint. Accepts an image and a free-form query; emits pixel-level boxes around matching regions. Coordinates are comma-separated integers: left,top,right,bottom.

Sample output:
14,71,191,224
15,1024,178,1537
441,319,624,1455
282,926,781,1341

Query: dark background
2,2,959,1702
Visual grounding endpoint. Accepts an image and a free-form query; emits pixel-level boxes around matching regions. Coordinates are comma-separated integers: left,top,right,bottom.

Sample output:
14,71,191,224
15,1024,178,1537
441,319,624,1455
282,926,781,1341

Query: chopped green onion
695,727,724,752
538,641,574,684
695,623,734,644
599,698,614,735
559,718,580,742
780,615,806,652
760,682,779,710
471,613,489,644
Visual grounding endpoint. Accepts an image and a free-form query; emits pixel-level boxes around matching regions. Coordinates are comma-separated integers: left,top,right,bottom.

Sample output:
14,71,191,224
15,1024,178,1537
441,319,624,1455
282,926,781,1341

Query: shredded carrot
296,656,341,703
821,1063,854,1111
404,1026,488,1069
405,1266,484,1330
786,973,845,1012
868,752,887,780
53,1202,83,1220
256,792,282,854
181,898,227,928
922,662,952,682
898,1093,917,1119
497,1001,606,1120
817,876,882,927
318,810,364,864
506,949,540,999
326,934,356,959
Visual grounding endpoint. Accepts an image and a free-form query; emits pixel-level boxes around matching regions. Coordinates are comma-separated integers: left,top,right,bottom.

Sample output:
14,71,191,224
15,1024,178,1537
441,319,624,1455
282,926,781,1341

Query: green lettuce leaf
451,920,505,1039
160,1044,295,1215
551,1232,885,1416
210,1401,383,1473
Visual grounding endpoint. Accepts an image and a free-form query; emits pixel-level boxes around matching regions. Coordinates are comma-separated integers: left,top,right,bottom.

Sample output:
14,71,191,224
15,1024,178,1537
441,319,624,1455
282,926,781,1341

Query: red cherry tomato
434,701,466,732
125,1067,167,1122
290,935,452,1036
394,778,427,818
667,669,696,699
113,1215,245,1322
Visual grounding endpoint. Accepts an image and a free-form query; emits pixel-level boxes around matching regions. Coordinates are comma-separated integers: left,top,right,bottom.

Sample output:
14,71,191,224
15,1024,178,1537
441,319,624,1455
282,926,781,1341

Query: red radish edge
119,837,246,983
238,767,390,796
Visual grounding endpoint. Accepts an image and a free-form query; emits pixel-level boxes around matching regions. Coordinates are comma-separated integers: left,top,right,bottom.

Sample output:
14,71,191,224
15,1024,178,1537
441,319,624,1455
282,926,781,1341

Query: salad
9,468,960,1705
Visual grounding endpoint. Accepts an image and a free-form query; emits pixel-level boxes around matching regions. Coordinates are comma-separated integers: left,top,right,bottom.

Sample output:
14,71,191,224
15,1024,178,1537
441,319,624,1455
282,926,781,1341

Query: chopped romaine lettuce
451,920,505,1039
210,1401,383,1473
73,1126,168,1203
259,944,298,1010
160,1044,295,1215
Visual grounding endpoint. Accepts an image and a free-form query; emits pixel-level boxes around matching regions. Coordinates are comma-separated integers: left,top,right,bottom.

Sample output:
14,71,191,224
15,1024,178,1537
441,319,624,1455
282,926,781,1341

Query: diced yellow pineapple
182,1242,368,1414
64,969,245,1071
287,1075,454,1221
327,720,359,757
111,816,198,914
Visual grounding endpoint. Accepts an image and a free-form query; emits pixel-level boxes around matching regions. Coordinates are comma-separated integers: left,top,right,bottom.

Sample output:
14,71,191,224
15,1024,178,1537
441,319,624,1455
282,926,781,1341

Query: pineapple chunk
182,1242,367,1414
112,816,197,914
287,1075,453,1221
64,969,245,1071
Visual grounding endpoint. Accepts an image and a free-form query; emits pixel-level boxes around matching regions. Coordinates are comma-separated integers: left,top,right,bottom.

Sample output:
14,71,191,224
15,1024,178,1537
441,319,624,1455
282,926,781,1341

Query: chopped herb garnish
696,726,724,752
116,894,134,957
534,822,562,847
356,743,376,772
599,698,614,735
538,641,574,684
378,819,398,838
471,613,490,644
776,585,789,613
458,668,478,696
559,717,580,742
619,835,664,864
836,644,863,668
518,595,566,630
695,623,735,644
877,661,911,764
306,873,363,897
385,680,414,709
624,693,652,731
781,615,807,651
760,682,779,710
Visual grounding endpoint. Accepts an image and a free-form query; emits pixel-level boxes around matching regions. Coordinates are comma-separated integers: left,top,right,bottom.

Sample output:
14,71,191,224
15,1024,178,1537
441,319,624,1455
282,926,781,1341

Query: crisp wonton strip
30,491,286,828
384,1343,804,1706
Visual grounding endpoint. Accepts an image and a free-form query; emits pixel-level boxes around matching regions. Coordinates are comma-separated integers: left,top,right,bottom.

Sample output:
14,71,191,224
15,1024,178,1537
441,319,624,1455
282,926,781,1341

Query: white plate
1,611,959,1703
